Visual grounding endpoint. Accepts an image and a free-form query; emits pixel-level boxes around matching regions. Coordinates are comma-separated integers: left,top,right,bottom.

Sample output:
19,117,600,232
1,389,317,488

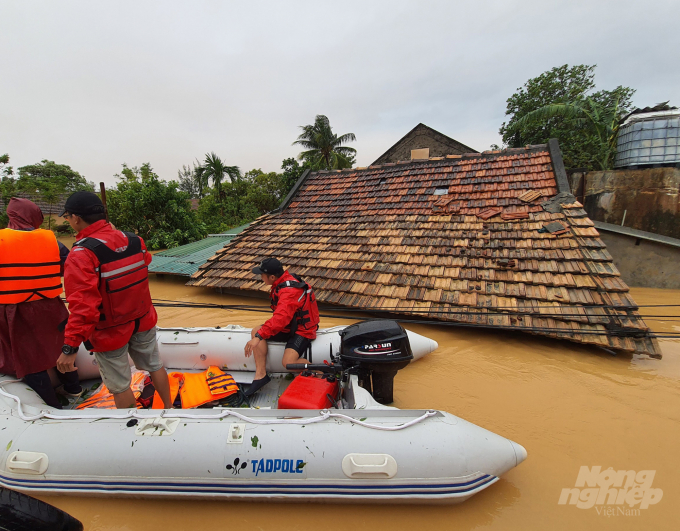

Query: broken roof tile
543,221,569,234
517,190,543,203
476,207,503,220
501,210,530,221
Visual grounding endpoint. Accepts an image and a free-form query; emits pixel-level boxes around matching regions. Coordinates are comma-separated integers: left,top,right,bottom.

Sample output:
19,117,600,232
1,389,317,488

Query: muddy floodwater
39,274,680,530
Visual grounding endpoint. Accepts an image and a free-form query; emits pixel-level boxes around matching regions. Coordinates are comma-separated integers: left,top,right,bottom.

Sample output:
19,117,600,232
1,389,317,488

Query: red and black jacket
258,271,319,340
64,220,157,352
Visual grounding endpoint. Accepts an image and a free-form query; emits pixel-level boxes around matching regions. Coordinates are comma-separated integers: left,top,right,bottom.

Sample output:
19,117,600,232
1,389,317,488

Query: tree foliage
511,96,629,170
195,168,288,233
177,162,203,198
0,154,16,227
293,115,357,170
17,160,93,196
1,155,93,228
280,157,311,196
202,153,240,198
499,65,635,170
242,169,288,216
107,163,206,250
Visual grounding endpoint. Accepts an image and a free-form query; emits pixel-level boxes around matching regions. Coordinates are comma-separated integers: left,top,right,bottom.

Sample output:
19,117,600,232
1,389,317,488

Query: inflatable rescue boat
0,320,527,504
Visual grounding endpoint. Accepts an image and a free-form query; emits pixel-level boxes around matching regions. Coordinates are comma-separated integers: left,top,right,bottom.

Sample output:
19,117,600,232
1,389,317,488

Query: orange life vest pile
152,366,238,409
76,370,147,410
76,366,238,410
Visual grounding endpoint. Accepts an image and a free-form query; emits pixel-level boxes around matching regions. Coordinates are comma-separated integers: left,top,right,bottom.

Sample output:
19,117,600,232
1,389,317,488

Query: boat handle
135,417,180,436
342,453,397,479
160,341,199,345
6,451,49,475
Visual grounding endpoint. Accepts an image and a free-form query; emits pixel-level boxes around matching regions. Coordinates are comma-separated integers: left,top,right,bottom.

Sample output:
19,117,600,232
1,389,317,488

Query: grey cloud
1,0,678,186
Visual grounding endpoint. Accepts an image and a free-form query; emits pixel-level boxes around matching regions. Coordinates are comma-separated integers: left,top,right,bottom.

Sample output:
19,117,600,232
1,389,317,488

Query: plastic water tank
615,106,680,168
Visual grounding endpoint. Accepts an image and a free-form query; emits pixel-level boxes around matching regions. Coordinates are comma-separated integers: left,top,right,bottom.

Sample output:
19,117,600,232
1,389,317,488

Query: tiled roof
0,192,68,216
189,144,661,358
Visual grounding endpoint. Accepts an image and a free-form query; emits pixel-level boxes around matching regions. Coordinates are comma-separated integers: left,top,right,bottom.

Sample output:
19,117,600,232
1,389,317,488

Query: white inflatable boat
74,324,439,382
0,321,527,504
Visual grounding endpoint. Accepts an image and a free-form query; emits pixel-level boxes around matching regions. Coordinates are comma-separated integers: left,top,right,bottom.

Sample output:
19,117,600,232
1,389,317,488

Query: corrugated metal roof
149,223,250,276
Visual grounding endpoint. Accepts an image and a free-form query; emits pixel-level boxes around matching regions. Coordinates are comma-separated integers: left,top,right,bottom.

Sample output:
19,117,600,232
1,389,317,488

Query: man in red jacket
57,192,172,409
243,258,320,396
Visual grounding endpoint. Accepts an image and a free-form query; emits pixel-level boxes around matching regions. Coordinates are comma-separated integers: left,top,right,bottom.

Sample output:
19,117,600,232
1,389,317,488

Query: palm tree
201,152,240,215
510,96,626,170
201,152,240,198
293,115,356,170
193,161,208,198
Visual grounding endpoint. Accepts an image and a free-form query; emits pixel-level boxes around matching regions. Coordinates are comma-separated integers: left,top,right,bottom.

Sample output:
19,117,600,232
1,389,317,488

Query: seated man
243,258,320,396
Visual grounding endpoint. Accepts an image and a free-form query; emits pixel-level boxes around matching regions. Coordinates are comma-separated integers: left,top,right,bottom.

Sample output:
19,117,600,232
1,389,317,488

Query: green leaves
17,160,94,200
107,163,207,250
499,64,635,170
293,115,357,171
509,94,629,170
0,159,93,229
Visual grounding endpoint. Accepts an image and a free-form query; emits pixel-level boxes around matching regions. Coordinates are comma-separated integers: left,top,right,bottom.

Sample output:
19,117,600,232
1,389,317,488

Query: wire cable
149,299,680,339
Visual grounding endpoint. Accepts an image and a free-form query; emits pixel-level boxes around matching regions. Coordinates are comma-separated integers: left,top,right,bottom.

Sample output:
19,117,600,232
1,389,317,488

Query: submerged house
372,123,477,165
189,140,661,358
149,223,250,277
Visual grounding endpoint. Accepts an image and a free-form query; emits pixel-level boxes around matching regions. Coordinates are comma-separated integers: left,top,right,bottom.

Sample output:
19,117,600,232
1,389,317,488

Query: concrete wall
570,167,680,238
597,230,680,289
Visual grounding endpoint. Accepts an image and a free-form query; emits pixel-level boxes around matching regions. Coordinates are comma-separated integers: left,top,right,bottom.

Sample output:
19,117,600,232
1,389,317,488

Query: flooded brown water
39,270,680,530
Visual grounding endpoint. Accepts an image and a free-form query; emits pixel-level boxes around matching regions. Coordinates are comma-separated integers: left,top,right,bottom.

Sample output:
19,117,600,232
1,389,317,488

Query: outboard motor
339,319,413,404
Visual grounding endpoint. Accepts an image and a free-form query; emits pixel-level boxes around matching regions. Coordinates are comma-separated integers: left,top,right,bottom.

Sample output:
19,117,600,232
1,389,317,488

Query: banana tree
511,96,625,170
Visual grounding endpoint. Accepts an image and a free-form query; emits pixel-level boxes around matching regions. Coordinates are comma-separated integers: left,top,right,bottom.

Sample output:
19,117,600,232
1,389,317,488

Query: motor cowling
339,320,413,404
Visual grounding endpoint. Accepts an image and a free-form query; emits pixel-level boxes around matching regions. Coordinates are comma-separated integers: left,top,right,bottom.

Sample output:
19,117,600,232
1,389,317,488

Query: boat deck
67,373,296,411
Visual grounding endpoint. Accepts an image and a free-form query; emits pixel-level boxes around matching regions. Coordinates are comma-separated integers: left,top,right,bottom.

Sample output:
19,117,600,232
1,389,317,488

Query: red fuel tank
277,373,339,409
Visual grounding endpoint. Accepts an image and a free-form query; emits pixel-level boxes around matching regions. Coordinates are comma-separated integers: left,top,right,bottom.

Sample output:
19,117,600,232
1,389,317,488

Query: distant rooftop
149,223,250,277
372,123,477,165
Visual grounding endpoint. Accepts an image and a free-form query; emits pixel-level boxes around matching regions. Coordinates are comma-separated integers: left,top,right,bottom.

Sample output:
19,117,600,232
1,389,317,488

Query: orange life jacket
76,371,147,410
0,228,63,304
150,366,238,409
152,372,183,409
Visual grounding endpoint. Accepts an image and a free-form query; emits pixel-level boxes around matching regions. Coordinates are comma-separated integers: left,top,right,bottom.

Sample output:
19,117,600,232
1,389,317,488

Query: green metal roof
148,223,250,276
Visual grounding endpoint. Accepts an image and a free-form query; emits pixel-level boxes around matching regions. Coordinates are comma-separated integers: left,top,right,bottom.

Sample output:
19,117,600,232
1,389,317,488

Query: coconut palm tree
293,115,357,170
510,95,626,170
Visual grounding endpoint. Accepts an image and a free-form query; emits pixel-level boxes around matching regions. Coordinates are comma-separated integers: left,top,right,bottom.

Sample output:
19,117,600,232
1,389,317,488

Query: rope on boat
0,380,437,431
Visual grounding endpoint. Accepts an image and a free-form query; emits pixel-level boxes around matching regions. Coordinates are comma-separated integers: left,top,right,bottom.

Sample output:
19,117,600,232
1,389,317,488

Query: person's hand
56,353,77,373
244,337,260,357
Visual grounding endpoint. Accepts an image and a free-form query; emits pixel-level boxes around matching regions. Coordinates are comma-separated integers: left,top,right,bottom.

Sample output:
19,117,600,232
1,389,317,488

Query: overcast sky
2,0,679,187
